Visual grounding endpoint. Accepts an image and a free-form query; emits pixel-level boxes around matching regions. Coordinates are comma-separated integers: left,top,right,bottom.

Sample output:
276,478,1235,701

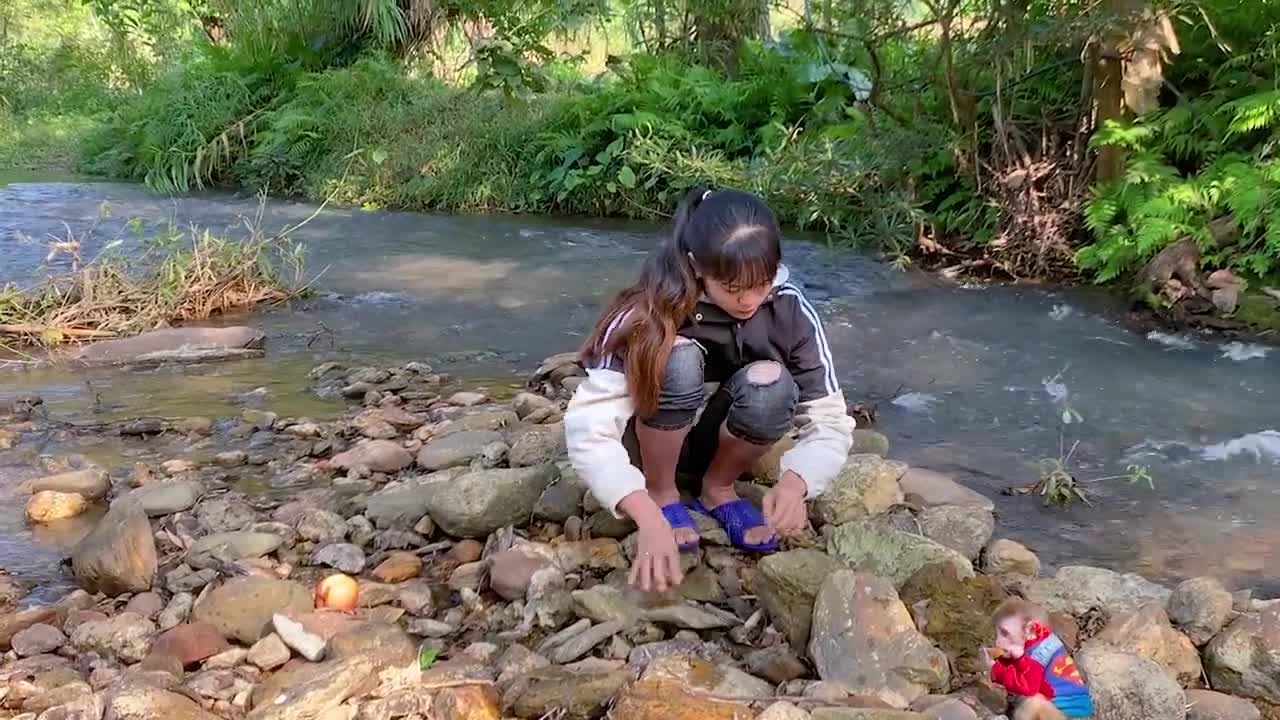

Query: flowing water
3,176,1279,599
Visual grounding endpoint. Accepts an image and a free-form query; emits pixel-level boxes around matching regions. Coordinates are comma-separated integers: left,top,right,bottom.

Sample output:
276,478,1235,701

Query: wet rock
850,428,891,457
364,469,463,530
423,465,558,538
272,613,326,662
296,509,348,544
812,455,907,525
1168,577,1234,646
352,410,397,439
1204,606,1280,703
70,611,155,663
214,450,248,467
241,408,277,430
899,564,1008,676
311,543,366,574
757,549,844,650
448,562,488,592
511,666,632,720
1084,603,1202,685
11,623,66,656
917,506,993,562
824,520,973,588
898,469,994,511
415,430,504,471
745,645,809,684
1184,690,1261,720
192,577,312,645
1078,649,1186,720
187,531,283,568
104,684,223,720
810,570,949,708
329,440,413,474
535,466,588,523
980,539,1040,577
151,622,231,667
19,468,110,500
1025,565,1170,616
489,548,555,602
194,496,260,533
158,593,194,630
71,498,157,595
26,490,89,522
507,424,566,468
125,481,204,517
370,552,422,583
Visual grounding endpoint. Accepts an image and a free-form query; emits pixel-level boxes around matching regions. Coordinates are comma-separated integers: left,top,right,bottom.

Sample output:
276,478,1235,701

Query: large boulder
67,326,265,366
899,564,1009,675
1184,690,1261,720
508,423,567,468
1025,566,1170,616
1078,649,1186,720
192,577,313,645
71,498,157,595
757,549,845,651
825,520,972,588
898,468,994,511
124,480,204,517
19,468,110,500
1084,603,1202,686
1204,607,1280,703
810,570,950,708
811,455,907,526
534,462,587,522
981,539,1041,577
1168,577,1234,646
104,685,223,720
415,430,503,471
364,469,463,530
422,465,558,538
917,506,993,562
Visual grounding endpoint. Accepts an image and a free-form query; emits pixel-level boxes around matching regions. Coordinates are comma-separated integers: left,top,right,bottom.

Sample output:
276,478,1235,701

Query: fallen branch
0,324,118,339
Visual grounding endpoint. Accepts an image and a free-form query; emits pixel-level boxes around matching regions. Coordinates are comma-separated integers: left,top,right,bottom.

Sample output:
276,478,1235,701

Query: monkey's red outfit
990,622,1094,718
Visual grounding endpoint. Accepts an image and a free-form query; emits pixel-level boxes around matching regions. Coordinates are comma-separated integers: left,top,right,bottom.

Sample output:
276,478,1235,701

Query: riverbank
0,352,1273,720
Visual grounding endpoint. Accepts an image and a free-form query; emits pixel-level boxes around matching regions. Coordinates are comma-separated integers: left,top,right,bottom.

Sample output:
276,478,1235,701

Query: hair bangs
704,225,780,290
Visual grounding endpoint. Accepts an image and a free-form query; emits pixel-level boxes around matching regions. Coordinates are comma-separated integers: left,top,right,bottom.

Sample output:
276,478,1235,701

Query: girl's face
703,275,773,320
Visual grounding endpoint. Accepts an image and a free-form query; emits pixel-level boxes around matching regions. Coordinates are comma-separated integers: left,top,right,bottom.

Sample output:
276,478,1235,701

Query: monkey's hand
977,647,996,671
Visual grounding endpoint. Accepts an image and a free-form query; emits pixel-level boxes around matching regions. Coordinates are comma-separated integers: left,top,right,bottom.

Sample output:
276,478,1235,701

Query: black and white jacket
564,265,855,516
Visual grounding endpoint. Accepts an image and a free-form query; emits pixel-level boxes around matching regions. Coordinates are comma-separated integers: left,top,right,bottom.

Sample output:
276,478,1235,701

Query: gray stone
158,592,194,630
918,506,994,562
187,531,283,569
415,430,503,471
71,498,158,595
191,577,312,645
1026,566,1170,616
248,633,292,670
824,520,973,588
850,429,891,457
67,326,264,367
511,666,631,720
809,570,949,709
981,539,1041,577
11,623,66,656
1078,649,1186,720
1204,607,1280,703
272,613,326,662
19,468,110,500
507,423,566,468
329,440,413,474
422,465,558,538
312,543,366,574
898,468,994,511
1168,577,1234,646
553,620,627,664
758,702,814,720
295,509,348,544
534,462,587,522
1084,603,1202,686
757,549,845,651
70,611,156,663
364,469,463,530
1184,690,1261,720
812,455,907,526
194,496,260,533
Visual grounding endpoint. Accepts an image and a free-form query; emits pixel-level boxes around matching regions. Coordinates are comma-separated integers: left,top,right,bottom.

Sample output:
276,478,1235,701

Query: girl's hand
629,521,684,593
764,471,809,534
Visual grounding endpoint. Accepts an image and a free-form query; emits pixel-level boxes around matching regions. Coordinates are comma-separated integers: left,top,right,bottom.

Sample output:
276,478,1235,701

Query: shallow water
3,179,1279,598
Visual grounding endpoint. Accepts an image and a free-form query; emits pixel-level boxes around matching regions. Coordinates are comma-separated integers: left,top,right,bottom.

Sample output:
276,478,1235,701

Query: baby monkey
979,598,1094,720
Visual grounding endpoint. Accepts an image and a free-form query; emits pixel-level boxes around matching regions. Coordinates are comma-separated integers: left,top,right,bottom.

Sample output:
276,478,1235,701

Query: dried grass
0,200,312,347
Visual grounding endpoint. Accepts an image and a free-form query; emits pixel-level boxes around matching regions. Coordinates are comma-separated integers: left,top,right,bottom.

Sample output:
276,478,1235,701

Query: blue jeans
625,338,799,479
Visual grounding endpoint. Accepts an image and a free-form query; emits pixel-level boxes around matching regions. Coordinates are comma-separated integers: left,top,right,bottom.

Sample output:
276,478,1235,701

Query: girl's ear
687,251,702,278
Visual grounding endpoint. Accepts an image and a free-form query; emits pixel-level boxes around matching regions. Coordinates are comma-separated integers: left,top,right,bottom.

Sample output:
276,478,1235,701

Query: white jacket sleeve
563,367,646,518
780,390,855,498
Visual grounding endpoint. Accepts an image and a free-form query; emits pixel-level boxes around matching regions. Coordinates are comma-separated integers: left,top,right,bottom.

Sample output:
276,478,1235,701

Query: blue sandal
661,502,701,552
688,498,779,553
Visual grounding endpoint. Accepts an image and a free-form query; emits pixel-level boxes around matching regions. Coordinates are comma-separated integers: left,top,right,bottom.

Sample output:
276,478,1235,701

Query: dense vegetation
5,0,1280,299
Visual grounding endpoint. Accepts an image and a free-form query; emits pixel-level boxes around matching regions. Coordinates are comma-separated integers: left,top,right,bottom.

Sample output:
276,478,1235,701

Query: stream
3,177,1279,600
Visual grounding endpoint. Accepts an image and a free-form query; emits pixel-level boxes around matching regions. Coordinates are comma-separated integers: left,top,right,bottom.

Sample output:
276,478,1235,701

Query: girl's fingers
665,552,684,588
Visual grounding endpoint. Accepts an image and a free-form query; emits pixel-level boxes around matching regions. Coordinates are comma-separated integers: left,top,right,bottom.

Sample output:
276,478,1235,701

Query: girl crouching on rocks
564,186,855,592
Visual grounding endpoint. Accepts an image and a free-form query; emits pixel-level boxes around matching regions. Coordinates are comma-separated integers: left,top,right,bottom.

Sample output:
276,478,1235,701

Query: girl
564,187,855,592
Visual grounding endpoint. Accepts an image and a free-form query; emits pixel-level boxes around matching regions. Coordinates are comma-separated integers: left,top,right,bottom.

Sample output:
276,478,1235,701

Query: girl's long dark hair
581,186,782,416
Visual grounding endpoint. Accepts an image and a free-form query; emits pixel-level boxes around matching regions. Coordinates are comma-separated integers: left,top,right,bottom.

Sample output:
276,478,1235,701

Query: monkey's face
995,616,1028,659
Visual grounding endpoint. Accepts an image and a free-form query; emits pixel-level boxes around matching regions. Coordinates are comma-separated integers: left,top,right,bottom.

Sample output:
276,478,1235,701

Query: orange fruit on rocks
314,573,360,611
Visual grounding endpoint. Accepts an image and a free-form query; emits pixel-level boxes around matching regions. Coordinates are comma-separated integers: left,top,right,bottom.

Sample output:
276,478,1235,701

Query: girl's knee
643,338,705,430
725,361,798,444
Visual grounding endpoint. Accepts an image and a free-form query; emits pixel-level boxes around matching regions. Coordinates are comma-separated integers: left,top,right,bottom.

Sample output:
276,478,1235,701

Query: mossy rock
900,563,1009,676
1234,291,1280,334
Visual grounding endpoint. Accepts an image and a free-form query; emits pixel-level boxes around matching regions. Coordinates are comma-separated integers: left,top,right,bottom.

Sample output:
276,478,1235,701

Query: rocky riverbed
0,352,1276,720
